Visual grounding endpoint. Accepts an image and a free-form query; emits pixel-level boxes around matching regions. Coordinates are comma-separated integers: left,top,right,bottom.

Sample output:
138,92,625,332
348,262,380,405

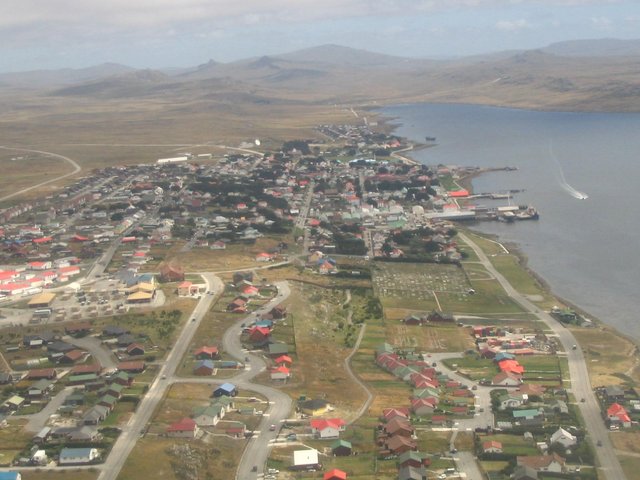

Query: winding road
0,146,81,202
459,232,625,480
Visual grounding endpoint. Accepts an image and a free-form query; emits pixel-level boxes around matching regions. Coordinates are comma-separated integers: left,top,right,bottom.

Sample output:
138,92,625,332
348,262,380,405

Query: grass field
569,327,640,386
21,471,99,480
0,151,72,200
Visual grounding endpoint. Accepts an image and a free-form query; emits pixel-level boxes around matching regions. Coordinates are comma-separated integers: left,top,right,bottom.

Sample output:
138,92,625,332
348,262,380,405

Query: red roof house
324,469,347,480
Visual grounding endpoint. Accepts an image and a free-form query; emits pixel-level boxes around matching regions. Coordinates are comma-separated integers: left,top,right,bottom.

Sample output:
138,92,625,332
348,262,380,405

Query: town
0,123,631,480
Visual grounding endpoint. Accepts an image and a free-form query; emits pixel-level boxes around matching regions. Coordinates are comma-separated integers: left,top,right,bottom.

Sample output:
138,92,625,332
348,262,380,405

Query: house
117,361,146,373
33,426,52,445
226,422,246,438
311,418,346,439
549,427,577,448
397,451,430,469
482,440,503,454
117,333,137,347
299,398,330,416
159,262,184,282
4,395,26,411
70,364,102,375
248,326,271,345
28,379,54,398
227,296,248,313
47,340,76,353
271,365,290,381
274,354,292,365
382,408,410,422
512,409,544,423
192,404,224,426
512,465,539,480
398,465,427,480
97,394,118,410
193,359,215,376
426,310,455,323
82,405,110,425
607,402,631,428
213,383,237,397
411,398,435,416
65,322,92,336
385,435,417,455
58,447,100,465
323,469,348,480
194,346,219,359
292,449,320,470
100,383,125,399
516,453,565,473
103,325,129,337
166,417,199,438
268,343,289,357
498,392,527,410
60,349,85,364
491,371,522,386
109,371,133,386
603,385,625,403
126,343,145,356
331,439,352,456
26,368,57,380
385,417,414,437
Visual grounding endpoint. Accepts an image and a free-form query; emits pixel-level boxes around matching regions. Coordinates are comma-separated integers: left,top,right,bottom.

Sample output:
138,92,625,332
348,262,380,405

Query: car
438,475,447,480
597,440,603,447
251,466,257,472
269,424,277,431
450,448,458,454
267,469,279,474
191,318,196,322
580,397,585,402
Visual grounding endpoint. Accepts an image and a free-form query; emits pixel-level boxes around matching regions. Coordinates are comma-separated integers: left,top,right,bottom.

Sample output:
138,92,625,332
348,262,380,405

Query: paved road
68,336,118,370
459,232,625,480
97,273,223,480
219,281,293,480
15,386,74,433
0,146,81,202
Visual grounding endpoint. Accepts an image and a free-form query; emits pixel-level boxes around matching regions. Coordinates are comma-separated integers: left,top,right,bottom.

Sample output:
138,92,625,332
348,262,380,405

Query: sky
1,0,639,72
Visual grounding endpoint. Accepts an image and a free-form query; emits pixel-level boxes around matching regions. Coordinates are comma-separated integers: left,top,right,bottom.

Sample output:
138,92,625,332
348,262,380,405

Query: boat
425,136,436,142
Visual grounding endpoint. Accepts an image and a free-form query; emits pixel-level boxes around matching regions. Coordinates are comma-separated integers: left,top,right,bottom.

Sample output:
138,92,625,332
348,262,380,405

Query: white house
293,449,319,469
550,427,577,448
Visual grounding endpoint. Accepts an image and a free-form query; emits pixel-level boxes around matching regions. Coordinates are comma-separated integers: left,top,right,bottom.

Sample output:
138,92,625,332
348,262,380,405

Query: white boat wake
548,141,589,200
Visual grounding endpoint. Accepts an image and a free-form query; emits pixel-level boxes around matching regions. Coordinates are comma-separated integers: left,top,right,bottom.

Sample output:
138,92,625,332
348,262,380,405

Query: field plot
570,327,640,386
385,323,474,352
0,151,73,202
374,262,525,317
267,284,369,421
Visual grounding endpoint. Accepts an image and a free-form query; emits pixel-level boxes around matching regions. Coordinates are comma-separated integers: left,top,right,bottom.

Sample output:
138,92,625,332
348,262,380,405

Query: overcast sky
1,0,638,72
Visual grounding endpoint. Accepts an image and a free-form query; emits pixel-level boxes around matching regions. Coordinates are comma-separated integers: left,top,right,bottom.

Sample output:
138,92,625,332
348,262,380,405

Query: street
459,232,625,480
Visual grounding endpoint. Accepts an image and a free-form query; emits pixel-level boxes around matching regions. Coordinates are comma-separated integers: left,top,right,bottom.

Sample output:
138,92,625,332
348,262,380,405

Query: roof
28,292,56,305
517,453,565,470
0,472,20,480
310,418,345,431
274,354,292,364
167,417,197,432
127,291,153,301
323,469,347,480
60,448,95,461
293,449,319,466
217,383,236,392
331,439,352,450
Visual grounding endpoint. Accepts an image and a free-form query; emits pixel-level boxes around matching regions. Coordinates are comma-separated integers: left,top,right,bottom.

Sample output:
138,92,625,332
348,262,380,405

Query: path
459,232,626,480
0,146,81,202
343,324,374,425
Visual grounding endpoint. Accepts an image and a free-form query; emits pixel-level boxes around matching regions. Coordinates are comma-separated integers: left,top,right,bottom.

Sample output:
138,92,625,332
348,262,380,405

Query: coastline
378,112,640,350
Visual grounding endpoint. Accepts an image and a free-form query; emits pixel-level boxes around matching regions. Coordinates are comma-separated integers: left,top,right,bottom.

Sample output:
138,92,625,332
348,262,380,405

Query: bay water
381,103,640,340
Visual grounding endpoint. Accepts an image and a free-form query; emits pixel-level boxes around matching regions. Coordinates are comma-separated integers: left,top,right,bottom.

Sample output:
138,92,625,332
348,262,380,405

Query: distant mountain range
2,38,640,111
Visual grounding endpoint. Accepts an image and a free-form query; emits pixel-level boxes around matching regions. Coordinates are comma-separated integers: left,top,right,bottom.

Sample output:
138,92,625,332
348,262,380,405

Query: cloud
590,15,614,28
496,19,531,31
0,1,622,31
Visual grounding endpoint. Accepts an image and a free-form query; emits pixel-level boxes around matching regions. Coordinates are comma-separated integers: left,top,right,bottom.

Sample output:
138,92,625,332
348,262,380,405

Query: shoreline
378,110,640,350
